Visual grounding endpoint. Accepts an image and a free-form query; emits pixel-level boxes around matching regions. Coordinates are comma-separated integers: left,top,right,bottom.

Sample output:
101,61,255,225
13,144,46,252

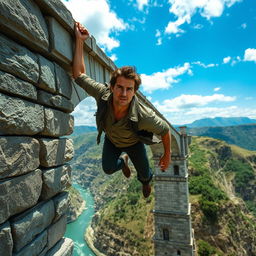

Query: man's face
111,76,136,108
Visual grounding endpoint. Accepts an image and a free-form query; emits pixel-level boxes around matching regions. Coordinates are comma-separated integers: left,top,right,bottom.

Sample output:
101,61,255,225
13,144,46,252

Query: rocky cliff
71,132,256,256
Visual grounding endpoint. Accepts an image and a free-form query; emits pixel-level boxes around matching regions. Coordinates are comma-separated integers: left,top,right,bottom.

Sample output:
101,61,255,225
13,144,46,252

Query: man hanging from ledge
72,22,171,198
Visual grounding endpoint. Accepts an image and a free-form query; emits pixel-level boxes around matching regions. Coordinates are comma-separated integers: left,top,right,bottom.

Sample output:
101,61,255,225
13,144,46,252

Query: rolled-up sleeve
75,74,106,101
139,114,169,136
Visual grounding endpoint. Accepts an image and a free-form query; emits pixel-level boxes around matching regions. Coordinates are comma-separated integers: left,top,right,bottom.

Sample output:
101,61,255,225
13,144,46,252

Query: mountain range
177,116,256,128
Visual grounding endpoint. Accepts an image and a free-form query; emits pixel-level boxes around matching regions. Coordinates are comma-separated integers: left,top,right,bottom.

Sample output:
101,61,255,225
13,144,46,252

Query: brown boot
121,154,131,178
142,183,151,198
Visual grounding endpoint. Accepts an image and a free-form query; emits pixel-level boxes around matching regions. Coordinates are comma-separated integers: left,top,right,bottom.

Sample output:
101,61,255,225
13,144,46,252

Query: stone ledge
45,237,74,256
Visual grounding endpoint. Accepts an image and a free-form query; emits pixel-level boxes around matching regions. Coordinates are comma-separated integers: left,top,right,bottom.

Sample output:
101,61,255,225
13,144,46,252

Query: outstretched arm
73,22,90,79
159,131,171,171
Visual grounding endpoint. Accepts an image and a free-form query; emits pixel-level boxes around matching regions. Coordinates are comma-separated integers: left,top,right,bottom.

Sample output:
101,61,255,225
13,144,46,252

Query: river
64,183,96,256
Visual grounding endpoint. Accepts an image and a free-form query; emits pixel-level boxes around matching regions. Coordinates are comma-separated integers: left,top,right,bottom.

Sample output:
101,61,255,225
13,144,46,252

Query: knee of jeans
103,169,115,175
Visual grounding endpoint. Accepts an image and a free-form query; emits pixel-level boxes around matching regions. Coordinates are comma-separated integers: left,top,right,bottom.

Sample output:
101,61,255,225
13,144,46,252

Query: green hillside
188,124,256,151
71,132,256,256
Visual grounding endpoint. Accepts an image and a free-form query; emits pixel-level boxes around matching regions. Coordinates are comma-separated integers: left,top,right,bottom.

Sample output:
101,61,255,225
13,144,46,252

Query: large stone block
37,89,74,113
11,200,55,252
0,93,44,135
47,215,67,250
47,17,73,65
0,169,42,224
0,136,40,179
0,221,13,256
41,165,71,200
45,238,74,256
55,63,72,99
0,0,49,51
13,230,47,256
38,55,56,93
40,108,74,137
38,138,74,167
0,71,37,100
34,0,74,32
52,192,69,222
0,34,39,83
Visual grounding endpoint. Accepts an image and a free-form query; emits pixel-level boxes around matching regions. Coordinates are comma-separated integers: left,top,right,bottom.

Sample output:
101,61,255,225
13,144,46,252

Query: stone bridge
0,0,194,255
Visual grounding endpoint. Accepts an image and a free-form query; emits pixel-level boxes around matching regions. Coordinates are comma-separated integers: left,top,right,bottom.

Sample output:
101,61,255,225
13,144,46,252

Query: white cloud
214,87,221,91
155,29,163,45
61,0,127,51
141,63,192,93
109,54,118,61
223,56,231,64
192,61,218,68
165,0,242,35
136,0,149,10
154,94,236,112
244,48,256,62
73,97,97,126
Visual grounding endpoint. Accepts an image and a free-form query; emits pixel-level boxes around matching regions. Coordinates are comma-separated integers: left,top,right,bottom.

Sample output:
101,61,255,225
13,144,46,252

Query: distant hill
188,124,256,151
71,125,97,137
177,117,256,128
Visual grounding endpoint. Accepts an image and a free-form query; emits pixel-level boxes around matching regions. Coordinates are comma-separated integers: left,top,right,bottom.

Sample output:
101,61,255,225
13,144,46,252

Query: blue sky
62,0,256,126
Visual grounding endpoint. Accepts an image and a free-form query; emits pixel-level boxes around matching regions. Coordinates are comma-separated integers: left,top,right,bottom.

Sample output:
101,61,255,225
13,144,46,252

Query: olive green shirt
75,74,169,148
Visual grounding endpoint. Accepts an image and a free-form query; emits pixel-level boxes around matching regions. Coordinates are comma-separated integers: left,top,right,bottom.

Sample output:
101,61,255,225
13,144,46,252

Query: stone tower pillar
151,126,194,256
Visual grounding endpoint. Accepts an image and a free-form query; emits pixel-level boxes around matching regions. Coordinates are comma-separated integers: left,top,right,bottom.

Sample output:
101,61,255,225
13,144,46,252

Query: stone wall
0,0,116,255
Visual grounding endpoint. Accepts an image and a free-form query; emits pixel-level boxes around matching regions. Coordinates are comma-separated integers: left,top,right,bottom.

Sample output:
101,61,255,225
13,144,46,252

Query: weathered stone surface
47,17,73,65
40,108,74,137
0,169,42,224
71,79,89,107
52,192,69,222
37,89,74,113
41,165,71,200
0,0,49,51
0,136,40,179
0,71,37,100
0,34,39,83
47,215,67,250
13,230,47,256
38,138,74,167
34,0,74,31
11,200,55,252
55,63,72,99
0,221,13,256
38,55,56,93
45,238,74,256
0,93,44,135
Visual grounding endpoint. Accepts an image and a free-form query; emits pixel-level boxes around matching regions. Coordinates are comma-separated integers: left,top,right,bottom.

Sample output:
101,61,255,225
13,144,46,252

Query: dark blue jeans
102,136,152,185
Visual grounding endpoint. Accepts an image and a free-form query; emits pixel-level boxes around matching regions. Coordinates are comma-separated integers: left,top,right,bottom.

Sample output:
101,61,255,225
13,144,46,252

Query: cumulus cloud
109,54,118,61
61,0,127,51
141,63,192,93
153,94,236,112
136,0,149,10
223,56,231,64
155,29,163,45
165,0,241,35
214,87,221,91
244,48,256,62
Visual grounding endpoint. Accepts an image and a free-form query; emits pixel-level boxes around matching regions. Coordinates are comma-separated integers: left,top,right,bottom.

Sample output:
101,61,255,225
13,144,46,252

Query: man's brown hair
110,66,141,91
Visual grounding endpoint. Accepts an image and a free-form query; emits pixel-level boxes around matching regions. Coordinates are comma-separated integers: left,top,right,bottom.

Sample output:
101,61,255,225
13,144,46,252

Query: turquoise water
64,183,96,256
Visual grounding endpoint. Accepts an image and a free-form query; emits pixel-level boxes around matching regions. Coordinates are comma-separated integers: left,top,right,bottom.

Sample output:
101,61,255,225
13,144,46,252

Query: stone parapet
0,0,116,255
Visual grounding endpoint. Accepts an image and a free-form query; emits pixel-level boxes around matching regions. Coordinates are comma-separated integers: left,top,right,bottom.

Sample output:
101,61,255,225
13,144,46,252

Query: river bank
65,183,96,256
